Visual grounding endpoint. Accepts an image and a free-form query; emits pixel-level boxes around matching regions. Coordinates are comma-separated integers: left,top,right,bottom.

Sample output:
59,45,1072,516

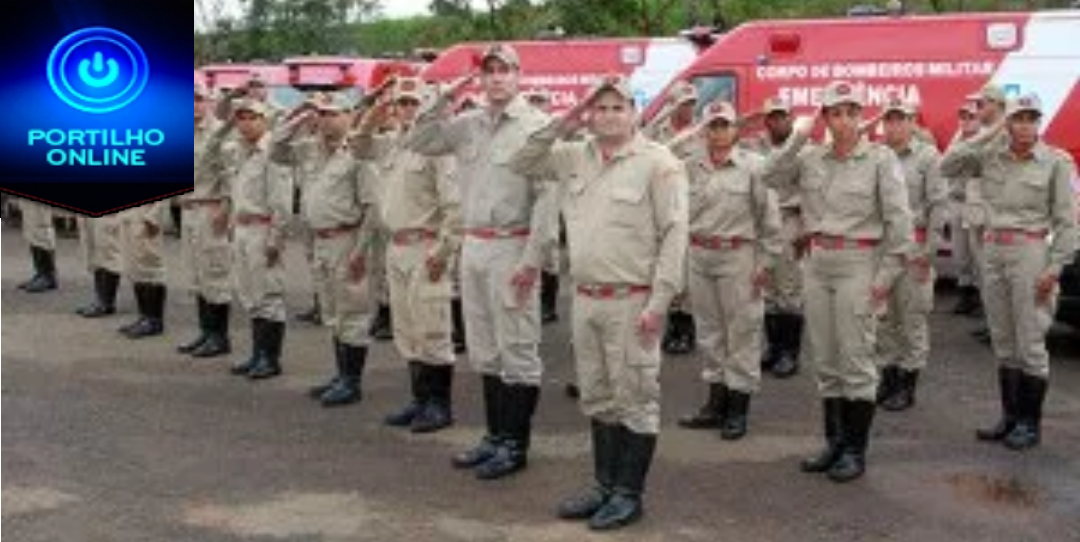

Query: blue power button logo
47,27,149,114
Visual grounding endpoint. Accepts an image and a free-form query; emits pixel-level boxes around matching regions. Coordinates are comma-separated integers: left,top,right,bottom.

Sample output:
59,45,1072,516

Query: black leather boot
412,364,455,434
231,319,267,376
558,420,618,520
177,297,210,354
720,390,751,441
761,314,782,371
876,365,900,406
385,361,425,427
22,246,58,293
802,398,844,473
452,375,503,469
677,383,727,430
320,344,366,406
246,320,284,380
952,285,982,316
1003,373,1047,451
122,283,165,339
827,399,875,483
191,302,231,358
541,271,560,324
77,268,118,318
369,304,394,341
588,426,656,531
308,340,343,398
882,369,919,412
475,384,539,480
451,298,467,354
770,313,802,378
977,367,1023,442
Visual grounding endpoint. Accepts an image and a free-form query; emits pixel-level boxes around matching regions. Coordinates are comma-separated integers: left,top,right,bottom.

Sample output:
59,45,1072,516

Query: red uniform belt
181,198,224,209
315,223,361,239
234,214,272,227
576,284,652,300
984,229,1048,245
465,227,531,240
691,235,748,251
392,229,437,246
810,235,880,251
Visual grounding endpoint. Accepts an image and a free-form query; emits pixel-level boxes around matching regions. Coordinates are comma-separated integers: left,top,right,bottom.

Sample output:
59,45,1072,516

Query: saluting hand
793,115,817,139
142,220,161,238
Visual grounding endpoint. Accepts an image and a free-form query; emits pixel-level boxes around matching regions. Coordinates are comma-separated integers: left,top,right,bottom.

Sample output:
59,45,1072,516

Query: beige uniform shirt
191,117,231,202
762,132,915,286
940,135,1078,276
354,128,463,263
894,139,949,252
743,135,802,210
406,94,555,268
683,144,782,263
511,122,690,316
224,132,293,247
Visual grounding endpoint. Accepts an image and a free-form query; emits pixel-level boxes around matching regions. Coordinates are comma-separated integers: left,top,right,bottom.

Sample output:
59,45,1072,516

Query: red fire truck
421,38,699,112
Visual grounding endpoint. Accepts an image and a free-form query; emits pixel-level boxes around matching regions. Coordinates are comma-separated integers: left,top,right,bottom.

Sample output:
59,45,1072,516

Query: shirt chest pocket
608,177,649,228
1009,163,1052,210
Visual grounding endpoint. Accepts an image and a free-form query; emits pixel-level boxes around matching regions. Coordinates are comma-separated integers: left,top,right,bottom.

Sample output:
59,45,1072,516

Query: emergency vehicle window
691,74,737,115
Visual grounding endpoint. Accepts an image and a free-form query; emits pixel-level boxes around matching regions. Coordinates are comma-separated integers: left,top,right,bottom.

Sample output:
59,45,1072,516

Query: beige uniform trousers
313,229,372,346
78,215,122,274
232,223,286,322
181,204,232,304
879,254,935,371
19,200,55,250
120,214,165,284
460,236,543,386
689,246,764,394
983,239,1057,378
387,240,455,365
765,211,805,314
804,248,882,401
573,289,662,435
368,228,391,306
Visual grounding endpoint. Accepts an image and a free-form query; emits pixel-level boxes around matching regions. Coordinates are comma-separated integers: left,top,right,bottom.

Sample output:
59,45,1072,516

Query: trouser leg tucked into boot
475,384,539,481
177,297,210,354
452,374,503,469
720,390,752,441
320,344,365,406
191,302,232,358
558,420,618,520
976,367,1023,442
677,383,727,430
882,369,920,412
412,364,455,434
802,398,844,473
1003,373,1047,451
22,247,58,293
122,283,165,339
587,426,656,531
247,320,284,380
77,269,119,318
827,399,875,483
385,361,425,427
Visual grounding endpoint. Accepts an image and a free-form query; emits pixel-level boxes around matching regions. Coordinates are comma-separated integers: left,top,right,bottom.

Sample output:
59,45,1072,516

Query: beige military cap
480,43,521,69
821,81,864,109
1005,93,1043,118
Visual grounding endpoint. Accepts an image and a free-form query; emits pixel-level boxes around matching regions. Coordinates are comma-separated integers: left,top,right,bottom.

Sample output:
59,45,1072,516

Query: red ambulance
652,10,1080,326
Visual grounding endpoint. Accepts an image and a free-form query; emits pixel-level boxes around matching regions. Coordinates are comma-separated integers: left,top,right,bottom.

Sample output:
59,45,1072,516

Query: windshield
690,73,738,115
